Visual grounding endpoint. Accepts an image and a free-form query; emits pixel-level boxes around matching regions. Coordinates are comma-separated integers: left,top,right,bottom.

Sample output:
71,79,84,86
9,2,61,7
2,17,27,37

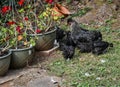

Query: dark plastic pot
0,49,11,76
10,46,35,69
28,28,56,51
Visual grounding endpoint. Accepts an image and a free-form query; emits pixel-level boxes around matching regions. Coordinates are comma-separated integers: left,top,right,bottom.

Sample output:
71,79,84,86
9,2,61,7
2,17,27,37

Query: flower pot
28,28,56,51
0,49,11,76
10,46,35,69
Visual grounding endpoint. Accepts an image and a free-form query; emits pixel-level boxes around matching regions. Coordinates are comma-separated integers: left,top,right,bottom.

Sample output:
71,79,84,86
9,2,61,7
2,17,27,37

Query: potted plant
8,0,65,51
0,25,12,76
23,1,59,51
7,21,35,69
27,6,58,51
4,14,36,68
0,48,11,76
15,0,67,51
30,1,70,51
0,0,36,69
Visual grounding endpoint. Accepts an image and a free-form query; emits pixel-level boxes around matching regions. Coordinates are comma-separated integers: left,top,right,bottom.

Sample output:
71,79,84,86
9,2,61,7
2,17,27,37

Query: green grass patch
71,7,92,17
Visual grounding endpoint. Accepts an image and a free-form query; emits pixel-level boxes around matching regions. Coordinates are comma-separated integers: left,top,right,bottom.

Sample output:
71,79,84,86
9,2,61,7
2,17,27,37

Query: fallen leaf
17,35,23,41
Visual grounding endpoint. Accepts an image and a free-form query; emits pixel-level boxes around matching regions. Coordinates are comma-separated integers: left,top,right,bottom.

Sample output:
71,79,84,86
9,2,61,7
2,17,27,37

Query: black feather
92,40,113,55
55,26,66,43
60,43,75,60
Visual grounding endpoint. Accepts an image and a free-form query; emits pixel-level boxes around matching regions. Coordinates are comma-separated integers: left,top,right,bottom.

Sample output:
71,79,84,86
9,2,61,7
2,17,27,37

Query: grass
46,21,120,86
71,7,92,18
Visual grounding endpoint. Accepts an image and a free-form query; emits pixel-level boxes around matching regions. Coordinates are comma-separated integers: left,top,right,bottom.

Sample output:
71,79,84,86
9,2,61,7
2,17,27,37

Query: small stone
85,72,91,77
51,77,58,84
96,77,101,80
100,59,106,63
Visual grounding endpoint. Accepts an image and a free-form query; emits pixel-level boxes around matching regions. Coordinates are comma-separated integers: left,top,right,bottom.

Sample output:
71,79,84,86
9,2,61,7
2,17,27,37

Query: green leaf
18,8,24,13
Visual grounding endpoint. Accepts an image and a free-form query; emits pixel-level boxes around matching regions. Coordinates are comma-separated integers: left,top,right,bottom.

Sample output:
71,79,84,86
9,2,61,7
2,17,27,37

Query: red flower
7,21,15,26
18,0,24,6
16,26,22,34
49,0,54,4
36,29,41,34
45,0,53,4
1,6,11,14
24,17,28,21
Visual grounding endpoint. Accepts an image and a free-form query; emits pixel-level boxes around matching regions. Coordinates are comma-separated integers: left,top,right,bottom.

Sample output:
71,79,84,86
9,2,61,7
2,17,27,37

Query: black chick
67,18,102,44
55,26,66,43
60,42,75,60
92,40,113,55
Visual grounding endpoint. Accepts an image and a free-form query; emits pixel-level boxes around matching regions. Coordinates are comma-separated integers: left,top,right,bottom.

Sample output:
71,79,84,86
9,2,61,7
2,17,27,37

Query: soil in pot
0,50,8,57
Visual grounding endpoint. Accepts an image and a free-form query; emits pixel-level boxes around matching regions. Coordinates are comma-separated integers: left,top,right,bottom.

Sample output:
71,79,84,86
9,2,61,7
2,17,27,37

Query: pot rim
0,49,11,59
28,28,56,36
10,46,34,52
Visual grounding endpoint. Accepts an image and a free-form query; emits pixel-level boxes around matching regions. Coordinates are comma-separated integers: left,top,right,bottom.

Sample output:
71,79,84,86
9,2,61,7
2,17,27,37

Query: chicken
67,18,113,55
92,40,113,55
55,26,66,43
67,18,102,44
76,41,93,53
76,39,113,54
62,31,76,46
59,31,76,60
59,42,75,60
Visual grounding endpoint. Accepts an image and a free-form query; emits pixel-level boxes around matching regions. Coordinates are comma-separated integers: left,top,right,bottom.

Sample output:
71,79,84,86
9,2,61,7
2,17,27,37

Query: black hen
60,43,75,60
76,41,93,53
59,31,76,50
55,26,66,43
67,18,102,44
92,40,113,55
59,31,76,60
63,31,76,46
